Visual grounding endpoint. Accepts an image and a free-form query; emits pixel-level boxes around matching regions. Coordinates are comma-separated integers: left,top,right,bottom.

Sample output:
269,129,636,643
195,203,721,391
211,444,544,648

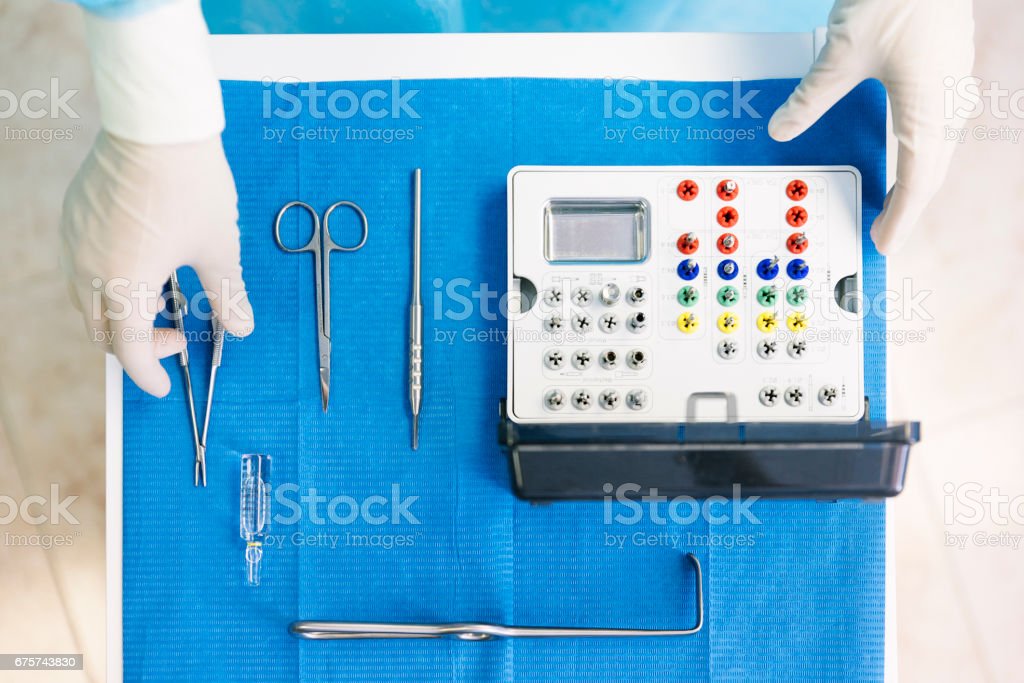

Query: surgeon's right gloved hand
62,0,254,397
769,0,976,255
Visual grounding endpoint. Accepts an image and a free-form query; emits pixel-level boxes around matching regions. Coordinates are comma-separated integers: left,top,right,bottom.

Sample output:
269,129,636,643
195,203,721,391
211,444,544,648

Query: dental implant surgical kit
500,166,919,500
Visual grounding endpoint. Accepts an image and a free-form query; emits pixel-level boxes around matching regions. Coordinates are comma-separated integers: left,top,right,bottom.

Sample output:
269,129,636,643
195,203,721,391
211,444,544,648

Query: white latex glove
61,0,253,397
61,132,254,397
768,0,975,254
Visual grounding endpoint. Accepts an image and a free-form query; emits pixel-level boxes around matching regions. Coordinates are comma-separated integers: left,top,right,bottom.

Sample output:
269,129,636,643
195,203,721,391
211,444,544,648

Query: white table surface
106,30,897,683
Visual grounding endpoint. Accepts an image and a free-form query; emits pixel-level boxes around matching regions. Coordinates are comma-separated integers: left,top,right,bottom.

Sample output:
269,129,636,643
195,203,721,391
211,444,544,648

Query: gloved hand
62,0,253,397
768,0,975,254
61,132,254,397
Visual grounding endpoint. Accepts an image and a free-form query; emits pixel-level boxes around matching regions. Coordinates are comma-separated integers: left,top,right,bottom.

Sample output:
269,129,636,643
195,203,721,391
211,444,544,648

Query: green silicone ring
717,285,739,307
756,285,779,307
677,286,699,307
787,285,808,306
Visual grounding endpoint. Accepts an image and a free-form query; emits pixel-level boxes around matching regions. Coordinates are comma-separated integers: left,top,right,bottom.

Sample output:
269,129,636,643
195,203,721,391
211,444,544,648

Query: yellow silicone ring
677,312,699,334
756,311,778,333
787,312,809,332
717,312,739,333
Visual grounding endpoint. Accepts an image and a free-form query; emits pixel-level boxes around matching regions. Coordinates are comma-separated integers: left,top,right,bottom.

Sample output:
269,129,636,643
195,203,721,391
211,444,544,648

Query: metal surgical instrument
165,271,229,486
290,553,703,640
274,200,369,412
167,271,205,486
408,169,423,449
197,315,224,486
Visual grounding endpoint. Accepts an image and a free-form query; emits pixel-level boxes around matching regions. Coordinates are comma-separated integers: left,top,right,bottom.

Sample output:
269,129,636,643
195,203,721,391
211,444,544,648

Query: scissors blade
319,366,330,412
319,327,331,412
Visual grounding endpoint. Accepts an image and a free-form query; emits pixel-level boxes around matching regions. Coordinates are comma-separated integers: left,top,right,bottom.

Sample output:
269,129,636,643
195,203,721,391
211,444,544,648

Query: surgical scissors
274,201,369,412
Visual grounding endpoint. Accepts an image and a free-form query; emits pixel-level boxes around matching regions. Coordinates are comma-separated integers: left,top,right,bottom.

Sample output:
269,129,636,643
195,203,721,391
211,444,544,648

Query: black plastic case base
499,400,920,501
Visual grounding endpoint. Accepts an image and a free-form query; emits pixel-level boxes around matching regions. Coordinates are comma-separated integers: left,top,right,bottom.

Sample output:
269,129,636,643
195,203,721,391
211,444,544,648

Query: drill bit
408,169,423,450
167,272,203,486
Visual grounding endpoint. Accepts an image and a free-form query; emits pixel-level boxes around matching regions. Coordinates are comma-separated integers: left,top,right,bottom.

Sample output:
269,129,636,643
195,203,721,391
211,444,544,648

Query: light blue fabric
71,0,832,32
122,75,889,681
200,0,832,34
71,0,173,19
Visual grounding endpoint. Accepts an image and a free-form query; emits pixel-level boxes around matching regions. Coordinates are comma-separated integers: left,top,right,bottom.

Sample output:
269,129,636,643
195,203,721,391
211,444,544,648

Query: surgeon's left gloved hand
768,0,975,254
61,0,253,397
